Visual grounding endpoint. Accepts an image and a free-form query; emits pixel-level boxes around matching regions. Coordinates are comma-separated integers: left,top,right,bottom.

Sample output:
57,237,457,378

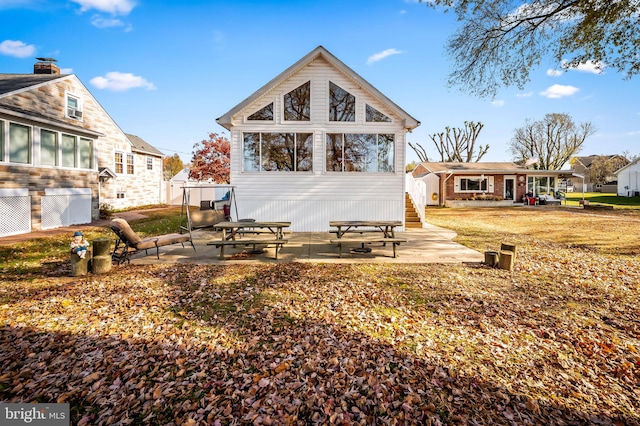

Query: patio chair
109,218,195,264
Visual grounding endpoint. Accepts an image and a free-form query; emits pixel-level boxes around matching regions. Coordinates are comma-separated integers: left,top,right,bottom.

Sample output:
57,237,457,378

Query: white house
216,46,420,232
616,158,640,197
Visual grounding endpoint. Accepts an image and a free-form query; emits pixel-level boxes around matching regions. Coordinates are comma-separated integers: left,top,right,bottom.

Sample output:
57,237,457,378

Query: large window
9,123,31,164
454,176,494,193
61,134,76,167
460,177,487,191
528,176,556,195
0,121,3,161
326,133,394,172
329,82,355,122
283,82,310,121
79,138,93,169
41,129,58,166
243,132,313,172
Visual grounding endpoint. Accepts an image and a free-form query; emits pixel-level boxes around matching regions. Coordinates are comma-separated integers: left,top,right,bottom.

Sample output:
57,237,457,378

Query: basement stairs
405,193,422,229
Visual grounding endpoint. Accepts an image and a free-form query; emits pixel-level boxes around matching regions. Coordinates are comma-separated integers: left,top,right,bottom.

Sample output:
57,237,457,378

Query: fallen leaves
1,209,639,424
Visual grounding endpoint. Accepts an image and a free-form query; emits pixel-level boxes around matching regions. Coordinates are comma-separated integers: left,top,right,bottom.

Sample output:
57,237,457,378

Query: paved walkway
128,224,483,265
0,208,483,264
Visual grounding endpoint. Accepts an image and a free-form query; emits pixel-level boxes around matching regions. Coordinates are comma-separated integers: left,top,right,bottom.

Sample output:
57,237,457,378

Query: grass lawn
1,207,639,425
564,191,640,209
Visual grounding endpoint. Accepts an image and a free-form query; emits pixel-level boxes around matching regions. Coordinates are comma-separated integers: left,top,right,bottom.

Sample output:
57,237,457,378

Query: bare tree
430,121,488,162
407,141,430,162
424,0,640,98
510,113,595,170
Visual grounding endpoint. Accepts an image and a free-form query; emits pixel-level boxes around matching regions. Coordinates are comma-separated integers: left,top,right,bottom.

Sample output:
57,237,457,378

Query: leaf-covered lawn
1,207,639,425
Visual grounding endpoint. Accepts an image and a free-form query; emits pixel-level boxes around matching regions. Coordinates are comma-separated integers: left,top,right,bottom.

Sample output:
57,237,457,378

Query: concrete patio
127,223,484,265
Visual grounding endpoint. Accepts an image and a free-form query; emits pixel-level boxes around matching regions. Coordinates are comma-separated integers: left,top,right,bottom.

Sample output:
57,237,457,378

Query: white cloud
0,40,36,58
516,91,534,98
539,84,580,99
627,131,640,136
71,0,136,15
491,100,505,107
60,68,73,74
90,71,155,91
561,59,605,74
546,69,563,77
367,48,403,65
90,15,124,28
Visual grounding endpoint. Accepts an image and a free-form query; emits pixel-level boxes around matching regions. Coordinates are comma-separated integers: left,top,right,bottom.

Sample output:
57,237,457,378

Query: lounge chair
109,218,195,264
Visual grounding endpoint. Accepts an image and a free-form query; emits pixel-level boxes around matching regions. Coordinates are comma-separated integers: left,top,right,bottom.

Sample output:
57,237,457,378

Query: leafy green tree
509,113,595,170
424,0,640,97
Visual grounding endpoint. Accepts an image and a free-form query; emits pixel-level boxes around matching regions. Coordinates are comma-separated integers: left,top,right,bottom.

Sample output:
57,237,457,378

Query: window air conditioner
67,108,83,119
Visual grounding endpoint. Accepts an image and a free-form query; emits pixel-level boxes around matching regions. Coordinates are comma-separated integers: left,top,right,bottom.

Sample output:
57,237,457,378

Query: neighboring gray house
0,59,163,237
216,46,420,232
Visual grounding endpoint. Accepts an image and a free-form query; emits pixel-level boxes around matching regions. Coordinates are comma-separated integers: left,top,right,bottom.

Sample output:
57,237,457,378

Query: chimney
34,57,60,75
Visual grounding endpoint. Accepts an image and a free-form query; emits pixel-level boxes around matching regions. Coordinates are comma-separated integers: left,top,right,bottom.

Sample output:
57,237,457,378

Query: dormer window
66,94,83,120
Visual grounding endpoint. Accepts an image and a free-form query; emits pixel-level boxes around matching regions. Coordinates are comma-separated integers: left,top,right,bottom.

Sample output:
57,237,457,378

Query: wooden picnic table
328,220,406,258
207,221,290,260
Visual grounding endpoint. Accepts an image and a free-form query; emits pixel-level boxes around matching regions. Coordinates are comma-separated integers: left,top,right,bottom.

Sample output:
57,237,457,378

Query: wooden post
91,238,112,274
500,243,516,262
499,250,515,271
70,252,89,276
484,251,499,267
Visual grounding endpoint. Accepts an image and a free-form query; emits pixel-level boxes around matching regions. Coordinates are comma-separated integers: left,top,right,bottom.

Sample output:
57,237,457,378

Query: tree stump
70,252,90,276
484,251,499,267
91,238,112,274
499,250,515,271
500,243,517,262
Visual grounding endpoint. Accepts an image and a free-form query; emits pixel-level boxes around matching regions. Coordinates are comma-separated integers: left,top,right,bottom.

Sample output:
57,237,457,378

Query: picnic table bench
208,221,290,260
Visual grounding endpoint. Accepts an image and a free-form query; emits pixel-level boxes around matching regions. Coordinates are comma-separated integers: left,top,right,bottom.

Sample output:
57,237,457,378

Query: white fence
41,188,92,230
166,181,230,207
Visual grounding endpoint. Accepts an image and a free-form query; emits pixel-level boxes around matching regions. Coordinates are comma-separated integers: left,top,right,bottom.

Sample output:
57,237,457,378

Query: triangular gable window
366,104,391,122
329,82,355,122
248,103,274,121
283,81,310,121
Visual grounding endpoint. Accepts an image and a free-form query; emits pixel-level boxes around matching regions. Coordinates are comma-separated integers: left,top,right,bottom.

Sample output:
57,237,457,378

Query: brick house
0,59,163,237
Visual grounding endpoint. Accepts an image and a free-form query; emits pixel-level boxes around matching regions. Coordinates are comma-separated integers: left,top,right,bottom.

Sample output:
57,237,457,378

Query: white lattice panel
0,196,31,237
41,194,91,230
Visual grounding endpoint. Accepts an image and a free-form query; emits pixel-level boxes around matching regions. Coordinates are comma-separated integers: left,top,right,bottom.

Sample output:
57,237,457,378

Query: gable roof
412,162,526,177
216,45,420,131
615,157,640,175
0,74,69,97
126,133,164,157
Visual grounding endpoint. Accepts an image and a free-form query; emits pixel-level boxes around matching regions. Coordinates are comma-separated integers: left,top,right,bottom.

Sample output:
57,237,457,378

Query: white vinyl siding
228,55,408,232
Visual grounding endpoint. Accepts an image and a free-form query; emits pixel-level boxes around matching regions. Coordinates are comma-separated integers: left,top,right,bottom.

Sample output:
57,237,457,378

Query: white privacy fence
166,181,230,207
41,188,92,230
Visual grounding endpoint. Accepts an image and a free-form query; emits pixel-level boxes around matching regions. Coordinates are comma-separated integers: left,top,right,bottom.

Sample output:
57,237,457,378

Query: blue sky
1,0,638,166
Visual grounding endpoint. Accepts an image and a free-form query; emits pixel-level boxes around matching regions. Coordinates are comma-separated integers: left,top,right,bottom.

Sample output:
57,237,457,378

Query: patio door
504,177,515,201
